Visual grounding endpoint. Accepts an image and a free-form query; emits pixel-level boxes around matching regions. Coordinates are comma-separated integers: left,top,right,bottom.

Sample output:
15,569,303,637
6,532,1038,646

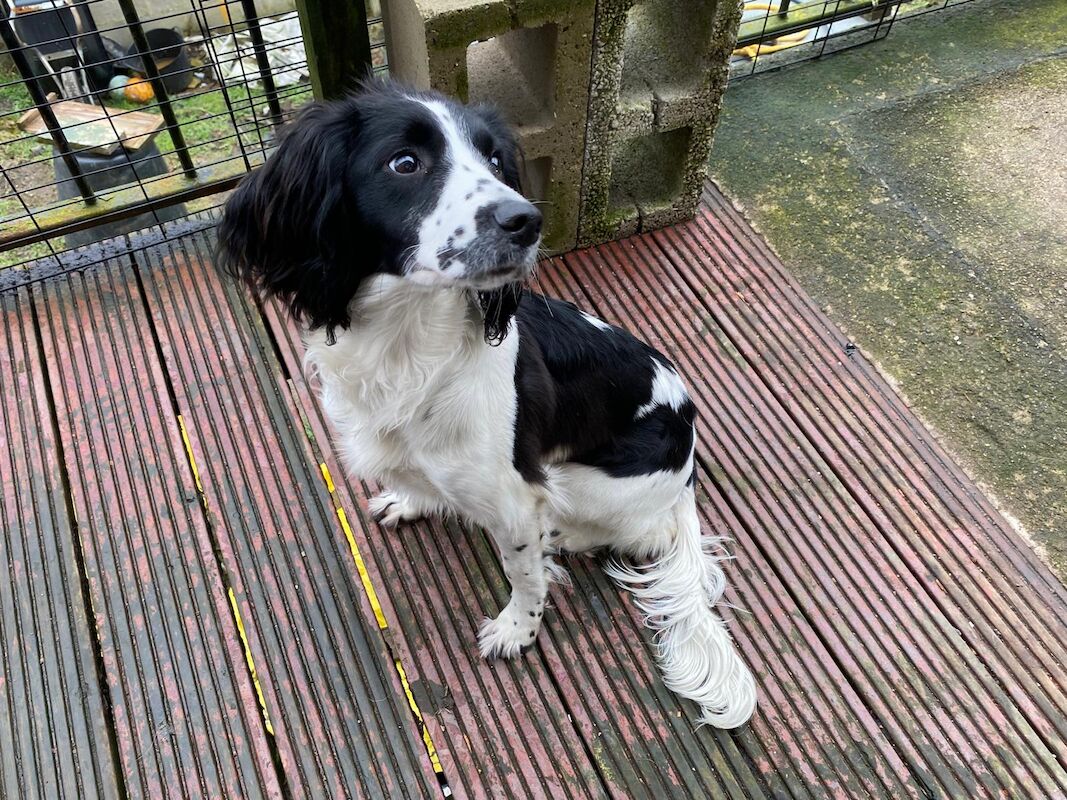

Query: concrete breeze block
579,0,742,246
383,0,596,252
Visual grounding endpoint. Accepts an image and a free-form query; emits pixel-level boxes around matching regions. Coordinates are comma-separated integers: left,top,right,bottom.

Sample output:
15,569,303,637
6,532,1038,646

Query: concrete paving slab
708,0,1067,578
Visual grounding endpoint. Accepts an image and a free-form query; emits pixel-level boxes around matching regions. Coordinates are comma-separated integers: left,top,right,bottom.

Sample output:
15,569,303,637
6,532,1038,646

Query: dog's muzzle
464,199,542,284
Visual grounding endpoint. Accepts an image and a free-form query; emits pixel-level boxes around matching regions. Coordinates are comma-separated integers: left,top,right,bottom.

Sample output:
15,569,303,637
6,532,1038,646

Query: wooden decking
2,183,1065,799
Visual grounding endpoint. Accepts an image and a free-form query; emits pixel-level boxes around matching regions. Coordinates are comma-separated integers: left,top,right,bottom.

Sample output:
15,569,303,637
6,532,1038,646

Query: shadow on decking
2,183,1065,800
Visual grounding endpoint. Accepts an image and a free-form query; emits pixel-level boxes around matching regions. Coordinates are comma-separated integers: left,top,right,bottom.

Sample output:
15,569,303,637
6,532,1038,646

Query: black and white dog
218,80,756,728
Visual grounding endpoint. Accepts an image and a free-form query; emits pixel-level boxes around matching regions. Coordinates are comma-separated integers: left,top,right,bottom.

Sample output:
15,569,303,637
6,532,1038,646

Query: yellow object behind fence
733,2,813,59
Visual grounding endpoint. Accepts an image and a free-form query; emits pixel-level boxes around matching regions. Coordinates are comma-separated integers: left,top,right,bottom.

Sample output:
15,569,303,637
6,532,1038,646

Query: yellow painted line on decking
178,415,205,493
178,414,276,737
319,461,335,494
320,462,447,785
227,587,276,735
335,505,389,630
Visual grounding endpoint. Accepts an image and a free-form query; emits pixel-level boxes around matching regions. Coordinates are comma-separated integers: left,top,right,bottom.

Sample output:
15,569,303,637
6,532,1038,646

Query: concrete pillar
382,0,741,252
578,0,742,245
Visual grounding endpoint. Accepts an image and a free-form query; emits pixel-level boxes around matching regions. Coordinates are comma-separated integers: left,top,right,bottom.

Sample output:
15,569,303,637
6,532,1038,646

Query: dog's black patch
512,294,695,483
478,284,523,346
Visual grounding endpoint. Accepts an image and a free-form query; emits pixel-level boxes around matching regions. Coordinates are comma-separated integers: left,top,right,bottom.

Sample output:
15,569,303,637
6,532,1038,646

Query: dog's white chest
302,281,519,490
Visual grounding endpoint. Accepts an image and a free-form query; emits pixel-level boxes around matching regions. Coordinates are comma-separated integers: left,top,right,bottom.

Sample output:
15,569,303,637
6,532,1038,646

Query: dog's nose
492,200,542,247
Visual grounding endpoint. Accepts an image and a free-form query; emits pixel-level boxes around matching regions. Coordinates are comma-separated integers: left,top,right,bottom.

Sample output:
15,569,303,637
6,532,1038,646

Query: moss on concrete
708,0,1067,577
420,1,513,49
840,58,1067,351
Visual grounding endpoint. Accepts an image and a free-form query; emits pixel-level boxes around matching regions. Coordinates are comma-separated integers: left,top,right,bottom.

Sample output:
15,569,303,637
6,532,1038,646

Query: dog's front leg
478,526,548,660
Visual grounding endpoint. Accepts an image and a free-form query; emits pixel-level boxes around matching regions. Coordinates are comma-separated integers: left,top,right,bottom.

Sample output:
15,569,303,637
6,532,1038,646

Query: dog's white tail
605,488,757,728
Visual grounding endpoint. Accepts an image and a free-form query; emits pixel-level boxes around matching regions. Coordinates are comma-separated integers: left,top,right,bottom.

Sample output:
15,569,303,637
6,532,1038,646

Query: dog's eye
388,153,421,175
489,152,502,174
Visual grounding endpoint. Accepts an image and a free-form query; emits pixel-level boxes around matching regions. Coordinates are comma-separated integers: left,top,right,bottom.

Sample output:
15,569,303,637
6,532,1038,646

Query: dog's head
217,79,540,343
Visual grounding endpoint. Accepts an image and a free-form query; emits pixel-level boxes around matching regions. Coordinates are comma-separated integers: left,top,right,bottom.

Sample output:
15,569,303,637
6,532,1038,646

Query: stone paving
710,0,1067,579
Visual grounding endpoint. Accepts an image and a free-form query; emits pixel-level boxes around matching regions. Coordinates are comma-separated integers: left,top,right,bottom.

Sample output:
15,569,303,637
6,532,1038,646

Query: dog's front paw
478,605,542,660
368,490,422,527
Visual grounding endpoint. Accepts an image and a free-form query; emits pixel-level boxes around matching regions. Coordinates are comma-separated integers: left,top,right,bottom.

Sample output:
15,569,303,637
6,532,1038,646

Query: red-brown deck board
1,288,121,800
1,183,1065,798
131,235,440,799
555,226,1064,798
687,188,1067,747
31,262,282,799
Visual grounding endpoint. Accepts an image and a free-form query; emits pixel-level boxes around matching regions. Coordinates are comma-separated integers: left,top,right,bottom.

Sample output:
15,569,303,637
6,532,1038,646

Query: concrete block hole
466,23,558,131
620,0,716,107
609,126,691,213
523,156,553,206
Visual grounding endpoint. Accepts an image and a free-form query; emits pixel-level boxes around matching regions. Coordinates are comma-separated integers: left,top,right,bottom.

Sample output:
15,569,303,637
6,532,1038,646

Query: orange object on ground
124,77,154,103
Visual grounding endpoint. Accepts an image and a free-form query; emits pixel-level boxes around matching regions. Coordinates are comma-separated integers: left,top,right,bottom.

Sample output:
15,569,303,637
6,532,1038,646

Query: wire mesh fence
0,0,383,270
729,0,978,79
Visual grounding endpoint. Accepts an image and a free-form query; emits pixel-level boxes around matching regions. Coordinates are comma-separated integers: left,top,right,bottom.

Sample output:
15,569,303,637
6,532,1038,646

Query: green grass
0,59,43,171
1,63,51,264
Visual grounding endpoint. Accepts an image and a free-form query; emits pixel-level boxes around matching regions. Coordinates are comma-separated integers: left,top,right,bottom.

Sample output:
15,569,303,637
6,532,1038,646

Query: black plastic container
53,141,186,247
119,28,193,95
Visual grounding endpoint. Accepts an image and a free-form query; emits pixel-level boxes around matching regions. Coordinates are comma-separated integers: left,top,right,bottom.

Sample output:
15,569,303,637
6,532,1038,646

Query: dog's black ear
217,98,368,343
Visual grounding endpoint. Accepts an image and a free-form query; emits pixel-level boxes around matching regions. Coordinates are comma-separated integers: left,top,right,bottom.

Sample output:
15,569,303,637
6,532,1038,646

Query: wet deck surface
3,183,1065,799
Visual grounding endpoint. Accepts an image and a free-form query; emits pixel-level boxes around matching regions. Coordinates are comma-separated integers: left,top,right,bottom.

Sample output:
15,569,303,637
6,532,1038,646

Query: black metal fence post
116,0,198,177
238,0,285,127
293,0,372,100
